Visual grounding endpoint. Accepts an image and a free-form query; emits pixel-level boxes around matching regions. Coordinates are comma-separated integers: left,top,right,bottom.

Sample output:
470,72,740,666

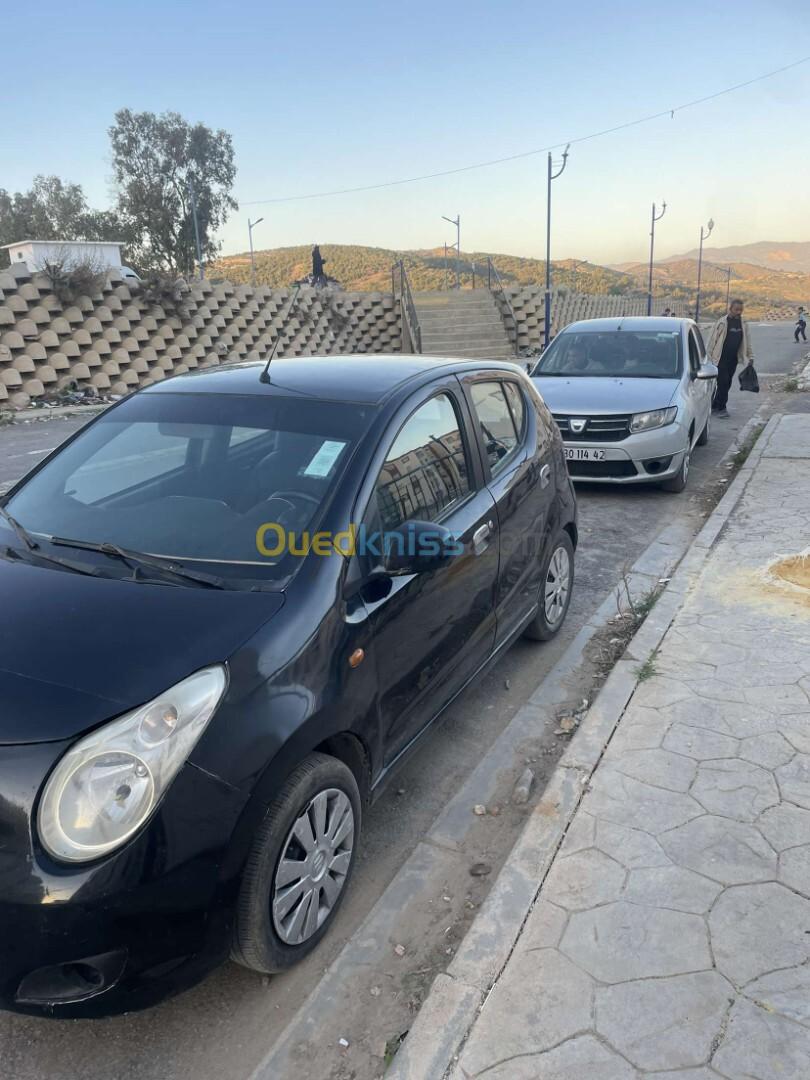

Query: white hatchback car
531,317,717,492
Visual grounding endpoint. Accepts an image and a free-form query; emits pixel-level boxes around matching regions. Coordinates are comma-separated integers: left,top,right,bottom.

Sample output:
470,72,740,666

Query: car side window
374,393,471,531
503,381,526,440
229,425,271,449
469,381,520,476
688,331,701,375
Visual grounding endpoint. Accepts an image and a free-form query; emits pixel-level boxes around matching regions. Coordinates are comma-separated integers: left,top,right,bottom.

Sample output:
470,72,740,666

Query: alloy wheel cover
272,788,354,945
544,546,571,626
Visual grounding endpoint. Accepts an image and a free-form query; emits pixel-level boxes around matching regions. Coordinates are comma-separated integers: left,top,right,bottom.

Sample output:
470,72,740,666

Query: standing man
311,245,327,286
706,298,754,418
795,307,807,343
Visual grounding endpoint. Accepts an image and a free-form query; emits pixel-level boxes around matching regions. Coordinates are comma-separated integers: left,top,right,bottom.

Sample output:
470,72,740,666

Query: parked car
531,317,717,492
0,354,576,1017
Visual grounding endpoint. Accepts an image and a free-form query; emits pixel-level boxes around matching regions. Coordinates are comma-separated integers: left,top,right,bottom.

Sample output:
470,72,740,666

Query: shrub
135,271,190,317
43,258,108,305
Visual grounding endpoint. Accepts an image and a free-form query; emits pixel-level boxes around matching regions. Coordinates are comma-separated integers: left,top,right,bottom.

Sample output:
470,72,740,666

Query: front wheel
523,531,575,641
232,753,361,974
696,413,710,447
660,446,691,493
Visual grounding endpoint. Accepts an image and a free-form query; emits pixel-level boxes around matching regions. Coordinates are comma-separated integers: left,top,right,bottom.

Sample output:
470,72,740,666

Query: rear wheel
523,532,574,641
660,445,691,493
232,753,361,973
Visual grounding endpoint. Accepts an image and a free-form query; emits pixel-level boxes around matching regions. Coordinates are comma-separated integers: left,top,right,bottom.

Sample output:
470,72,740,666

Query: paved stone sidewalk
450,414,810,1079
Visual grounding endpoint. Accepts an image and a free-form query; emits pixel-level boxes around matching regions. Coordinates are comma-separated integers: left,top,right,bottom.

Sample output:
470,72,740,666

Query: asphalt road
0,325,804,1080
746,320,805,373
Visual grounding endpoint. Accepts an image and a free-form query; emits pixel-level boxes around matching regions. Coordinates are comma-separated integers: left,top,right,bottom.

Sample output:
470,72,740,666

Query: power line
241,55,810,206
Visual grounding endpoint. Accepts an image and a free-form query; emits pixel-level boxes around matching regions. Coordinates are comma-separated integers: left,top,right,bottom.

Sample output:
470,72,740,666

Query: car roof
142,354,526,405
560,317,692,334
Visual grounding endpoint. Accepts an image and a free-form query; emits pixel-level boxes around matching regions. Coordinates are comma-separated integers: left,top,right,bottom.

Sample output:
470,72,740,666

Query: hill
210,244,638,296
665,241,810,275
210,244,809,318
619,258,809,317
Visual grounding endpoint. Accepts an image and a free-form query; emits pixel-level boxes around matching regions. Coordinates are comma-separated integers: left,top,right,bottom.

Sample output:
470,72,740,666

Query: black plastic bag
739,364,759,393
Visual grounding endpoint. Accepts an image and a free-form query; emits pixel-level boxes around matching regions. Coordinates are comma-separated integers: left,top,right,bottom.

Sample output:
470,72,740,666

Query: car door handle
472,521,494,553
539,464,552,489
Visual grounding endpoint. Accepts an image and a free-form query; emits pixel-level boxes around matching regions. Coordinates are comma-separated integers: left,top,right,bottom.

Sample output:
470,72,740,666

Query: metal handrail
393,260,422,353
486,257,519,353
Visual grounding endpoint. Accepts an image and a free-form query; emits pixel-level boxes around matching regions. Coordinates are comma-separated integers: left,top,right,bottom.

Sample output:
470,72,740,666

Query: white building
2,240,127,273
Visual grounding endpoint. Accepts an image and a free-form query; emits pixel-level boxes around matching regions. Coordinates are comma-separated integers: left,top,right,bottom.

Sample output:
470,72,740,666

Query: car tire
232,752,361,974
696,414,710,447
660,446,691,493
523,531,575,641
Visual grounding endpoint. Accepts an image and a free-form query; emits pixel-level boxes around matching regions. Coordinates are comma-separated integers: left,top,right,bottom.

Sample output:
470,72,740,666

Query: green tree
0,176,126,268
109,109,237,276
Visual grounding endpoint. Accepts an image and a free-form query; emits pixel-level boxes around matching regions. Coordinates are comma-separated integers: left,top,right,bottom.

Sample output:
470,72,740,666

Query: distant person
795,307,807,343
311,245,327,285
662,307,672,318
707,298,754,418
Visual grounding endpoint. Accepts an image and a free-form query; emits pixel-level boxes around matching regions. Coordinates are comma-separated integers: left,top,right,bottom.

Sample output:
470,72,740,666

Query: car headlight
38,665,227,863
630,406,678,433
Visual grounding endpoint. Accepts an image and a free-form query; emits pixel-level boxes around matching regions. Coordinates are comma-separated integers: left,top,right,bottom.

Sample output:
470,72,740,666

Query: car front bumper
0,740,248,1018
563,424,688,484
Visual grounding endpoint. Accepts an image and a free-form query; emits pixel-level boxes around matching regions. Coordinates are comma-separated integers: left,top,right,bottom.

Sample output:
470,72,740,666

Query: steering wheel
260,495,298,517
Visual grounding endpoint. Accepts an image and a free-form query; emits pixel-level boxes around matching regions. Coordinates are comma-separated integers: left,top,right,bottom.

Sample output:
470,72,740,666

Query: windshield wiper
0,505,38,551
1,544,104,577
49,537,228,590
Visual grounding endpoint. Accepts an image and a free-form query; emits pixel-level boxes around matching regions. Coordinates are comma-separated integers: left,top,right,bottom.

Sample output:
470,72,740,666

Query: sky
3,0,809,266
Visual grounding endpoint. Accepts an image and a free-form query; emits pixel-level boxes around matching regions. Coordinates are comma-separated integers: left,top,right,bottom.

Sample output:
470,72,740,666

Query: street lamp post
646,201,667,316
188,177,204,280
544,145,570,348
724,266,732,308
442,215,461,289
695,218,714,323
248,217,264,287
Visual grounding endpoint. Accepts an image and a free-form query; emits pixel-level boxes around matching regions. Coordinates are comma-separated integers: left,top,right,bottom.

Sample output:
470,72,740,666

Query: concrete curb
798,351,810,389
1,402,109,423
386,410,776,1080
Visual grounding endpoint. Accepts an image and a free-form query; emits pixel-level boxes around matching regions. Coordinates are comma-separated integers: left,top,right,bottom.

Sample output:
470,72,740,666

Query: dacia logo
570,418,587,434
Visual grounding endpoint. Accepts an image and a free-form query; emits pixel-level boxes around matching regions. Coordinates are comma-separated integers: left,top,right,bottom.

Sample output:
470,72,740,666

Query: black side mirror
383,520,460,576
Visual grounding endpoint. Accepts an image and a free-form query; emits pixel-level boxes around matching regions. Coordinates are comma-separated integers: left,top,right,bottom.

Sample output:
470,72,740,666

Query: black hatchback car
0,355,576,1016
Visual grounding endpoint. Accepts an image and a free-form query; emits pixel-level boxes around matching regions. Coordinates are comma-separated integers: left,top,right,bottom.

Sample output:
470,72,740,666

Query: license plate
564,448,606,462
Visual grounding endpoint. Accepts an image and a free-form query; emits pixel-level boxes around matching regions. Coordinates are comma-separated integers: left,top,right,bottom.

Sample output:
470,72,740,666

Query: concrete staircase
413,289,515,360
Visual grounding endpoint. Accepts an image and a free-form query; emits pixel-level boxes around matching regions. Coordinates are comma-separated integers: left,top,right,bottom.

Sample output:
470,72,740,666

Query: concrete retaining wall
0,262,401,408
495,286,688,350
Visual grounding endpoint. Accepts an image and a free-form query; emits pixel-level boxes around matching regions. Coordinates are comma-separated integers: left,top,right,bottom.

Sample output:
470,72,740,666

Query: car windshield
534,330,682,379
2,391,373,582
